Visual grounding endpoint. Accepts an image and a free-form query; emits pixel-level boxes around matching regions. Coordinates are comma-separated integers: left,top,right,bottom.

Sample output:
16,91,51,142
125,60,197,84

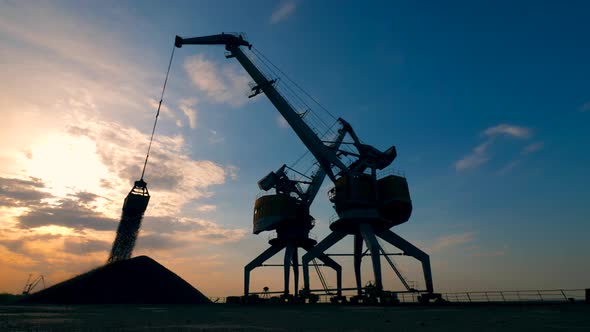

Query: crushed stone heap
21,256,211,304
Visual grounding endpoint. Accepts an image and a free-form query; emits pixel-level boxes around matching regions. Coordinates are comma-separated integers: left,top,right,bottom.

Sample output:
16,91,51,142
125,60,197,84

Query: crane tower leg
244,244,285,296
353,233,364,295
283,245,295,296
302,231,346,294
377,229,434,293
359,224,383,290
292,247,299,296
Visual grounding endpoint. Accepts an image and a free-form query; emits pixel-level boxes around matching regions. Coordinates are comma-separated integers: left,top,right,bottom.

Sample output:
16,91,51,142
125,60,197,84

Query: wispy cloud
225,165,239,181
482,124,531,139
579,101,590,112
140,217,247,245
277,115,289,128
455,141,492,171
472,249,507,257
16,194,115,231
64,238,111,255
0,1,152,98
522,141,544,154
196,204,217,213
65,114,227,216
184,54,250,107
270,1,297,24
430,232,475,252
179,98,199,129
455,123,536,171
0,177,52,207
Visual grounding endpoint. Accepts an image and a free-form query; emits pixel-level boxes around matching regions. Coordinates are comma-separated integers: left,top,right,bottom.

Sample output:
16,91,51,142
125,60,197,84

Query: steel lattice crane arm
175,33,347,181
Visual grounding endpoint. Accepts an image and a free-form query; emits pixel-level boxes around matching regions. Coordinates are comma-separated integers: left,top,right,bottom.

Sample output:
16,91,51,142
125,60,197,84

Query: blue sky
0,0,589,296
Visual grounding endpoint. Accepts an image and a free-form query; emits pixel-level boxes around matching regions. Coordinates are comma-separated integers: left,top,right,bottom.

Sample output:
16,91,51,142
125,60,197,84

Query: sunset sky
1,0,589,297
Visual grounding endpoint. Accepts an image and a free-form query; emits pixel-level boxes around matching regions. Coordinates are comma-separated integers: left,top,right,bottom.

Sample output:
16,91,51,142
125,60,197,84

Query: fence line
210,288,586,304
439,289,585,303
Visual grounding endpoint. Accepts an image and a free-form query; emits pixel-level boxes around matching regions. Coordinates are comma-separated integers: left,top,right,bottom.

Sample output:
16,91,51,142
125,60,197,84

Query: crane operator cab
328,172,412,232
253,195,314,236
253,165,316,246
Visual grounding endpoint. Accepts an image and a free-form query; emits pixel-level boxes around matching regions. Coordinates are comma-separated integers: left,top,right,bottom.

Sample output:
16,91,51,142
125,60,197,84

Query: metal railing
211,288,587,304
440,289,586,303
377,168,406,179
266,231,318,242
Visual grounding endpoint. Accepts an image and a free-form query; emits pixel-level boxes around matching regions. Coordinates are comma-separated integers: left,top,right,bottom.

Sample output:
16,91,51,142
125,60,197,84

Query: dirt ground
1,303,589,331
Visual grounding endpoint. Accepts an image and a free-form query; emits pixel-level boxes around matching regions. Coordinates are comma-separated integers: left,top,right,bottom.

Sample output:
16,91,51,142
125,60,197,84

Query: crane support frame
301,224,434,296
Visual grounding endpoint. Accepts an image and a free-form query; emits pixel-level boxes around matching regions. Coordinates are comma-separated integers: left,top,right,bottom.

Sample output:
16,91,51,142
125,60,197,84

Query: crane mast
299,124,347,205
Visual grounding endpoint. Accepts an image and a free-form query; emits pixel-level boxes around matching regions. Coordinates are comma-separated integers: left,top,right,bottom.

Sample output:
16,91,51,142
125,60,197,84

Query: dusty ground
0,303,589,331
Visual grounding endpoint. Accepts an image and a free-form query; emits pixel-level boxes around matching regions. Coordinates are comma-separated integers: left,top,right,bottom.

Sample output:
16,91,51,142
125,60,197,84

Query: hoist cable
249,48,326,177
250,47,359,175
248,49,335,140
140,45,176,180
249,49,313,118
252,47,338,121
250,48,337,136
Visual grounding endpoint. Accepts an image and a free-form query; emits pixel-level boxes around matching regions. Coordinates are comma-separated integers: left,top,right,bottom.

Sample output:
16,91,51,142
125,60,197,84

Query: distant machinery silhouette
22,274,45,295
261,286,270,299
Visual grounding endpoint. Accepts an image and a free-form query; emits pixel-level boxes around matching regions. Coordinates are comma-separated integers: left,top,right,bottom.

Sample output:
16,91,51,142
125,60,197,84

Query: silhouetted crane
22,274,45,295
174,33,437,303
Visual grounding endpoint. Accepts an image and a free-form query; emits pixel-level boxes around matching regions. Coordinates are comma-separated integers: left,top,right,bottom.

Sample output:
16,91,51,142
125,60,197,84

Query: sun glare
31,225,78,237
24,133,110,198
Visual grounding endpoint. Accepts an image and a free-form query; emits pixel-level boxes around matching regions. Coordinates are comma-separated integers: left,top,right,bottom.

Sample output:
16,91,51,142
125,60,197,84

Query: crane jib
175,33,347,181
227,45,347,176
175,34,251,49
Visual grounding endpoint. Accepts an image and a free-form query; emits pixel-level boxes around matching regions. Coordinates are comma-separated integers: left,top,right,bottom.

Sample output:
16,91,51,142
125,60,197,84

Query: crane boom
175,33,347,181
303,125,347,205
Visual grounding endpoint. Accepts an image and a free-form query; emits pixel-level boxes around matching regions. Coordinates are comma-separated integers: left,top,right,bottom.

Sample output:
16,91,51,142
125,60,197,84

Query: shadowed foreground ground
1,303,589,331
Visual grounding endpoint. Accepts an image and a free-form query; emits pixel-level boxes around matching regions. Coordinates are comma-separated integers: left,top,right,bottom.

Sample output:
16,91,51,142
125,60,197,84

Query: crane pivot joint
174,35,184,48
